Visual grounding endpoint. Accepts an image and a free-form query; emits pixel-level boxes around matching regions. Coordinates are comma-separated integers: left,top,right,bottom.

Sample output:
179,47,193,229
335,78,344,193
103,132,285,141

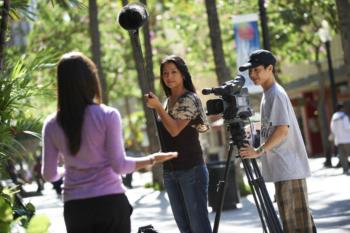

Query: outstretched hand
151,152,178,164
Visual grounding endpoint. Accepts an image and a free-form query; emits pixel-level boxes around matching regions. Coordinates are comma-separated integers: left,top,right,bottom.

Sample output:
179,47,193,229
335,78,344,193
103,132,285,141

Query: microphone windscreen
202,88,213,95
118,3,148,31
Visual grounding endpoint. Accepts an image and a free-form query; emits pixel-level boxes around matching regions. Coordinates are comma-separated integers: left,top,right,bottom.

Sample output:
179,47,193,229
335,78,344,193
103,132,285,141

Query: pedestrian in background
239,49,316,233
145,55,212,233
41,52,177,233
330,103,350,175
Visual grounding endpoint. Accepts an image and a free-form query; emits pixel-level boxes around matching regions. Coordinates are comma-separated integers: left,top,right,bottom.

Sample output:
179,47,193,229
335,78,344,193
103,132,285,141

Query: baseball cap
239,49,276,72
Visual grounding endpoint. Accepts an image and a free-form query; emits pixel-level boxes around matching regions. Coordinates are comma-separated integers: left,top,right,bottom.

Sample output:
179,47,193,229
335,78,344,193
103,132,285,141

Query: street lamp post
318,20,338,168
318,20,338,113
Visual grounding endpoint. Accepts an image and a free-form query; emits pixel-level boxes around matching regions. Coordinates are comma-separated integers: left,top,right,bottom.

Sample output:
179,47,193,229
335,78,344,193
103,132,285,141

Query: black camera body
202,75,252,120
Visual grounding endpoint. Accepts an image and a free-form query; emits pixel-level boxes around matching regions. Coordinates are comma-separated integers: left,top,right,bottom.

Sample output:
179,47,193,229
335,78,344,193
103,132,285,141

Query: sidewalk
23,157,350,233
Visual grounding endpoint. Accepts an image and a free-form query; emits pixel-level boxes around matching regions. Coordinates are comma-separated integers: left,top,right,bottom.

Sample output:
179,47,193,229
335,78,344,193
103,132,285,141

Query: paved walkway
23,157,350,233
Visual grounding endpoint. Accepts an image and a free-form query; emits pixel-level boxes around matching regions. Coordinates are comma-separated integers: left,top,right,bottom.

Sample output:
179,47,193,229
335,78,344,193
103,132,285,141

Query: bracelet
255,145,265,154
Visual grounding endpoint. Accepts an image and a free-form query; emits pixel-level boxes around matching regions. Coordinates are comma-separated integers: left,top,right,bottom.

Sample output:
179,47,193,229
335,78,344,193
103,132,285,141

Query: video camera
202,75,252,120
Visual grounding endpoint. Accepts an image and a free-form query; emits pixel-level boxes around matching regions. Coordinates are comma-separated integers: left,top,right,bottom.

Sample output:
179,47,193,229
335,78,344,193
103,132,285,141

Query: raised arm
145,92,190,137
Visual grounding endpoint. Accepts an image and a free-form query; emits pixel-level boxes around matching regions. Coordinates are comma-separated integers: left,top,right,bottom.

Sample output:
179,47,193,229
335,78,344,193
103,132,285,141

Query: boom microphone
118,2,149,31
117,3,167,151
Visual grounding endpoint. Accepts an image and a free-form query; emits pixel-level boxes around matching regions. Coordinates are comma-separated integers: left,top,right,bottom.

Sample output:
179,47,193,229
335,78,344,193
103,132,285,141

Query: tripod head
225,118,249,149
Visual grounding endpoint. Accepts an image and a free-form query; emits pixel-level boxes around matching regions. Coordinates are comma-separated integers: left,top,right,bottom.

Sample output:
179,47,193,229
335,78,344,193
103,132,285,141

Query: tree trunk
258,0,271,51
335,0,350,88
88,0,108,103
0,0,10,71
258,0,282,84
204,0,231,84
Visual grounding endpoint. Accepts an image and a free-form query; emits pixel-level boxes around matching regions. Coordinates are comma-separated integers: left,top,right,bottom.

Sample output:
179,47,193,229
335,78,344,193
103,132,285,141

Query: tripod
212,119,283,233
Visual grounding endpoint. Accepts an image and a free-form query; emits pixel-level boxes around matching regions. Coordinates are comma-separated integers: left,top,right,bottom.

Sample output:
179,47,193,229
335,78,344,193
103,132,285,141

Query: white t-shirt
330,111,350,145
260,83,311,182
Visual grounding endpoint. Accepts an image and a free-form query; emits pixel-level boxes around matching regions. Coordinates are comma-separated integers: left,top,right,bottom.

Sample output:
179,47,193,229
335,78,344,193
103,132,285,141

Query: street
23,157,350,233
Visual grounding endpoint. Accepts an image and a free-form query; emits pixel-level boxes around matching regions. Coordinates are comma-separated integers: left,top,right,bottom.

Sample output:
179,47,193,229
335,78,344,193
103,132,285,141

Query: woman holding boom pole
145,55,212,233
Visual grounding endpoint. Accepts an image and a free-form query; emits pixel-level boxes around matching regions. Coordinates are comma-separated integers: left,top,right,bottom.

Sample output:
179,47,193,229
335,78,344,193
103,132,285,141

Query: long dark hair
160,55,196,97
56,52,102,155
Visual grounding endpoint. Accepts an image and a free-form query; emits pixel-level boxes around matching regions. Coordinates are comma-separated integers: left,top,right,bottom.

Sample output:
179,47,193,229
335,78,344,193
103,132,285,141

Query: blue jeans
164,164,212,233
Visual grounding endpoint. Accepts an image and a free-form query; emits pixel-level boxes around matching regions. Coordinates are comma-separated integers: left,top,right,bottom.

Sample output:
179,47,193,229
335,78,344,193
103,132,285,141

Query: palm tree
0,0,10,70
204,0,232,84
88,0,108,103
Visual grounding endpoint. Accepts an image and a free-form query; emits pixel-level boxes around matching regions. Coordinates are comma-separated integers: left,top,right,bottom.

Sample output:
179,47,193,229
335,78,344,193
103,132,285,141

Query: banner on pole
233,13,262,93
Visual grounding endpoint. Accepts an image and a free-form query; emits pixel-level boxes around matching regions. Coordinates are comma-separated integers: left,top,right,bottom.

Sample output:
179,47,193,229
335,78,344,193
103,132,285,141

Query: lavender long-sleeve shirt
42,104,136,202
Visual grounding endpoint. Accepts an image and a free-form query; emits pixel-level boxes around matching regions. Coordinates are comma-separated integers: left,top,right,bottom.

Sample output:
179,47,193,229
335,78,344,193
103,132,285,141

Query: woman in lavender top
41,52,177,233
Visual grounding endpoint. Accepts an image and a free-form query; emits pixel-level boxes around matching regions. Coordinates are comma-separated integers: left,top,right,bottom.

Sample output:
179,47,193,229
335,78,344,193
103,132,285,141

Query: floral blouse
166,92,209,133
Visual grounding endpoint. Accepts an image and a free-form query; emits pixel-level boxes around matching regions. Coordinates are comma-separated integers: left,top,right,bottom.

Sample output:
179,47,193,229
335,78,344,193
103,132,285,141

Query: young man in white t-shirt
238,49,316,233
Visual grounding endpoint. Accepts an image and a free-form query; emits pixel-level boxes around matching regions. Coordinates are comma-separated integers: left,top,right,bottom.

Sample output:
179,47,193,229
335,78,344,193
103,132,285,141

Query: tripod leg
242,159,269,233
244,158,283,233
212,143,235,233
251,160,283,232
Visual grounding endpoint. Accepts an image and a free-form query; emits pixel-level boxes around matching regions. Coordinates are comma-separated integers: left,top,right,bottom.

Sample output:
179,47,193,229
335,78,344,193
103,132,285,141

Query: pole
130,30,166,150
325,41,338,113
325,40,338,168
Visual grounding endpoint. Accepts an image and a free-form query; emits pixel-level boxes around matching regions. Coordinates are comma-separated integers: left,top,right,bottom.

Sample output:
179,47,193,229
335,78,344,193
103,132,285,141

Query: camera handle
212,122,283,233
